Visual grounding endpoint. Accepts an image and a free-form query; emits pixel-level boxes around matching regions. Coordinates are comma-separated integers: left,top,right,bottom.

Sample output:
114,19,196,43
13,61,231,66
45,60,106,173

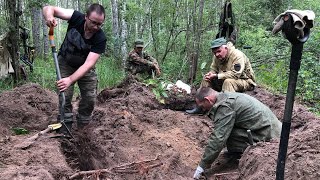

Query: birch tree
120,0,128,69
31,7,42,56
111,0,120,60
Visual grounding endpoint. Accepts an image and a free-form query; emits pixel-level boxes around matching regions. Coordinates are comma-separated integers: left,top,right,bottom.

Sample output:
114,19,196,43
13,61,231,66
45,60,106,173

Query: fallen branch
69,155,162,179
213,171,239,179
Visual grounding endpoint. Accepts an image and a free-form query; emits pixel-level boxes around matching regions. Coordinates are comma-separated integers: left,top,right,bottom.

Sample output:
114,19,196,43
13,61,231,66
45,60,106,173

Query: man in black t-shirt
43,4,106,133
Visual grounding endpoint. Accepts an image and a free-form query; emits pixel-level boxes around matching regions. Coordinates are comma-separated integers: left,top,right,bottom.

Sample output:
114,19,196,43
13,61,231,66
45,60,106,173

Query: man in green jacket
193,87,282,179
187,37,256,114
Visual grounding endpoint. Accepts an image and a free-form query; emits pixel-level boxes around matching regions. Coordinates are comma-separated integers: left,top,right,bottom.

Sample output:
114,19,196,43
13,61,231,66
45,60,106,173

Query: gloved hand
193,166,204,179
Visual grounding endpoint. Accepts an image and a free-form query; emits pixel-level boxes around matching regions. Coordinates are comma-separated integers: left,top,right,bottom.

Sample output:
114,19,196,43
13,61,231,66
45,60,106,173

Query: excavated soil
0,79,319,180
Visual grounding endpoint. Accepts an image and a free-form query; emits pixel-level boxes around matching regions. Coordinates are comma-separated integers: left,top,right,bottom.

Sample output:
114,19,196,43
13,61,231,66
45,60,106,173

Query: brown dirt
0,79,319,180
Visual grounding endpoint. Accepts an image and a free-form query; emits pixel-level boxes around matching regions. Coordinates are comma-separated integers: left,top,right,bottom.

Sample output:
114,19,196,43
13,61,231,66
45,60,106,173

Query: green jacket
199,92,282,168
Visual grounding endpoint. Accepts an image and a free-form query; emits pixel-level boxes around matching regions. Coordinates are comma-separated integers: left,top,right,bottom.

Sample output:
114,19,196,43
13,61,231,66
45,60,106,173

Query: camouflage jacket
210,42,256,86
199,92,282,169
126,49,156,68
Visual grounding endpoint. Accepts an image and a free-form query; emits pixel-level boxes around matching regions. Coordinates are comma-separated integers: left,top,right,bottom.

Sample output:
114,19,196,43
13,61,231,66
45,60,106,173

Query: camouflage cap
134,39,144,48
210,37,227,49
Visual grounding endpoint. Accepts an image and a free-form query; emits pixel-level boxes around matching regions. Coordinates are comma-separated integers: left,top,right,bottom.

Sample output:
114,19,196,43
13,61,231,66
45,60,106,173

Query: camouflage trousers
58,56,97,125
126,63,154,76
200,78,254,92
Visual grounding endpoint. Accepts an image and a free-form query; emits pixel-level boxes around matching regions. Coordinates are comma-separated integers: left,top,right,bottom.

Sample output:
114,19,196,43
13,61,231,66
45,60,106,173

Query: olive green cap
210,37,227,49
134,39,144,48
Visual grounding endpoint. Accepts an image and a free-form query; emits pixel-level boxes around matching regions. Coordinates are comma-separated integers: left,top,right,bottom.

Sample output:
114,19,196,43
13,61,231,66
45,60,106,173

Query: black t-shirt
59,10,106,56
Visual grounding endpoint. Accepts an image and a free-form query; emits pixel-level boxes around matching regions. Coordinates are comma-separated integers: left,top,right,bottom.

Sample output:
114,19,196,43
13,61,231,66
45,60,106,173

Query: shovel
49,26,73,139
15,123,62,149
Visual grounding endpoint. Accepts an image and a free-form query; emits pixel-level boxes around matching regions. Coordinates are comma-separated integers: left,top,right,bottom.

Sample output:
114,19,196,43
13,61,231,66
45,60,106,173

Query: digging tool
49,26,73,139
272,11,314,180
15,123,62,149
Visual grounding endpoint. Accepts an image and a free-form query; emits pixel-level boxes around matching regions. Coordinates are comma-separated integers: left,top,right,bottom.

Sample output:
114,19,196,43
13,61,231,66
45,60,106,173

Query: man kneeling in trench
193,87,282,179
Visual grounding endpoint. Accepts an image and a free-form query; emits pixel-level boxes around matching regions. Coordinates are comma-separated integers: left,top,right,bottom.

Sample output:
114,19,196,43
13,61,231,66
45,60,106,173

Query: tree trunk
77,0,81,11
188,0,204,84
111,0,120,60
161,0,179,62
31,7,42,57
6,0,20,81
120,0,128,70
42,14,49,60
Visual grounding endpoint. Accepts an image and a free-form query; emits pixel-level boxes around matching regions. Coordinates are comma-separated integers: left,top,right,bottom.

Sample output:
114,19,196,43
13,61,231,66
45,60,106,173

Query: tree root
69,155,163,179
213,171,239,179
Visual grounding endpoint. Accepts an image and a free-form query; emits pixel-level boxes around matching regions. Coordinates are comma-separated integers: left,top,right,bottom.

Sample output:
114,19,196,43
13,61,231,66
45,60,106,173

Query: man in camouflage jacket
193,87,282,179
126,39,161,77
186,37,256,114
202,37,256,92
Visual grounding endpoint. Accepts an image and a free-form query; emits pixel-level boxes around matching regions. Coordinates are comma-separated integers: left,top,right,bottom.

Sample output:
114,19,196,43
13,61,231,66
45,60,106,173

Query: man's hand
204,72,217,81
193,166,204,179
153,62,161,76
155,66,161,76
57,77,72,92
45,17,58,27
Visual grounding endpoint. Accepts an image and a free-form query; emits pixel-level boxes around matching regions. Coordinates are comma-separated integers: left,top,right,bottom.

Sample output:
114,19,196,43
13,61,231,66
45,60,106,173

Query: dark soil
0,79,319,180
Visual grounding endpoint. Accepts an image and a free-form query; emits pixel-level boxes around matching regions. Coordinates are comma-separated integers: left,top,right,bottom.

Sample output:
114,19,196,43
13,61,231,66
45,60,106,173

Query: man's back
209,92,282,140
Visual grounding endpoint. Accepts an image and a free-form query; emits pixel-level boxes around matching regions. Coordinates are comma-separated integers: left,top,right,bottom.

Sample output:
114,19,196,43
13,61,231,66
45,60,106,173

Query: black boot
58,122,73,136
77,122,89,130
185,106,203,114
76,114,90,130
56,113,73,136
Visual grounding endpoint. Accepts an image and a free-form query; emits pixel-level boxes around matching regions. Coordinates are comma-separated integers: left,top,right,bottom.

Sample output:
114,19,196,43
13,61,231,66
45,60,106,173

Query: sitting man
126,39,161,78
192,87,282,179
186,37,256,114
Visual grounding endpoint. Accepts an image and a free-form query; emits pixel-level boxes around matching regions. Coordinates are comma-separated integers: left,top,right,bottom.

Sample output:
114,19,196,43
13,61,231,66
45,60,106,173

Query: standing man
43,4,106,133
192,87,282,179
186,37,256,114
126,39,161,78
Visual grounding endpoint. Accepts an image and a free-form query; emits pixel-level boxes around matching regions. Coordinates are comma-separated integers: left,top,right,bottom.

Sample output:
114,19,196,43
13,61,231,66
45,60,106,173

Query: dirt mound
246,86,318,129
0,83,72,179
0,83,58,136
0,80,319,179
240,86,320,180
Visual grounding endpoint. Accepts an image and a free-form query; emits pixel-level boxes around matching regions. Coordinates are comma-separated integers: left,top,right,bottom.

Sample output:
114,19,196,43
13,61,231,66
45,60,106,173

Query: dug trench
0,77,319,179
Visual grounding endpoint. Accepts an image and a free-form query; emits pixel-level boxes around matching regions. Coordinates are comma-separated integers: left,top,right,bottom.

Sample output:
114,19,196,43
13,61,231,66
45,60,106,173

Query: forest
0,0,319,113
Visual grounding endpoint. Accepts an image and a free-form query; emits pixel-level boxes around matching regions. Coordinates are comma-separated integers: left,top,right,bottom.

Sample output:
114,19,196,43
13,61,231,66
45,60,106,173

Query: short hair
86,3,105,19
195,87,215,101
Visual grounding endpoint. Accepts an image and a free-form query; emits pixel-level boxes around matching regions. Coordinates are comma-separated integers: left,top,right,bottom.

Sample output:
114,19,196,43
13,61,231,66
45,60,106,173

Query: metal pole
276,42,303,180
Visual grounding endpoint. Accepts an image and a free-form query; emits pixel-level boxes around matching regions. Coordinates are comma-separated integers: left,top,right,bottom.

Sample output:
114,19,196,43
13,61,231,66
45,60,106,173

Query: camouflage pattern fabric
201,42,256,92
126,49,160,76
58,56,97,125
199,92,282,169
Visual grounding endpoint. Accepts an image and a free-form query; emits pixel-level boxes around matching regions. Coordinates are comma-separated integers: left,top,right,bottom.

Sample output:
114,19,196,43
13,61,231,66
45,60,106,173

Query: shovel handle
49,26,55,48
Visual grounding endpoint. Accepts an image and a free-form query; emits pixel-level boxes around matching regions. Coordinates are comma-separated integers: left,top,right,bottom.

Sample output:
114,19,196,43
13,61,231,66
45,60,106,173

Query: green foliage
0,0,319,114
11,127,29,135
95,57,125,90
256,60,288,93
0,77,15,93
144,78,168,104
0,56,124,96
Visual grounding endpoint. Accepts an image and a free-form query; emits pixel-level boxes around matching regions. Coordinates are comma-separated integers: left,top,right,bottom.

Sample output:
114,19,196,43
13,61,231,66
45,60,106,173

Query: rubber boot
185,106,203,114
57,112,73,136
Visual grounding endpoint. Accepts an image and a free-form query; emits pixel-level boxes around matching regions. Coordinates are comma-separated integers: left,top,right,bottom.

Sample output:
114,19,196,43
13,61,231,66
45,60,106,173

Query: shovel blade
48,123,62,130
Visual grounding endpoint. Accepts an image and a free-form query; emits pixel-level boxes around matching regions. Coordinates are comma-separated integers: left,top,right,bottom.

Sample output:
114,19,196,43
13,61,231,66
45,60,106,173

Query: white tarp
0,32,14,79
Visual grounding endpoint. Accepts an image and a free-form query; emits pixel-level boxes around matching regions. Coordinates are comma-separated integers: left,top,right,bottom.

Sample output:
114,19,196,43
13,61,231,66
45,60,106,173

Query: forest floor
0,76,319,180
